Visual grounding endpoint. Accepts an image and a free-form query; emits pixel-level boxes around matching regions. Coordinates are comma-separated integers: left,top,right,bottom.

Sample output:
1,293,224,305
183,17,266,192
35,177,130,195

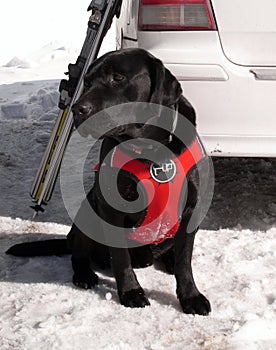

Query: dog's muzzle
72,101,93,128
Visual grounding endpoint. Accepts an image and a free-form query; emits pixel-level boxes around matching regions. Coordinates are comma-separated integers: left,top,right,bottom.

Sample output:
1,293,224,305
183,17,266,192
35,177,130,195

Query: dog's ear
149,58,182,106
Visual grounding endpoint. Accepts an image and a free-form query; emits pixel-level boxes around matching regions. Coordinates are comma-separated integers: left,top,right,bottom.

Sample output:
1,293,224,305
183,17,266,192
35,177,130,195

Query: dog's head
72,48,183,142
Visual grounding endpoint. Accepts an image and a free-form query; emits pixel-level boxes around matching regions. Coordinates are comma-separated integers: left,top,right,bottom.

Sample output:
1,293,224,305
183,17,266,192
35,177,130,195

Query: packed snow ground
1,217,275,350
0,1,276,349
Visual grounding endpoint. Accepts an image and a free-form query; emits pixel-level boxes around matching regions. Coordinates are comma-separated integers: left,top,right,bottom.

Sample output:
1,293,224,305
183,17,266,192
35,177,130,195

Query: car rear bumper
133,31,276,157
202,135,276,157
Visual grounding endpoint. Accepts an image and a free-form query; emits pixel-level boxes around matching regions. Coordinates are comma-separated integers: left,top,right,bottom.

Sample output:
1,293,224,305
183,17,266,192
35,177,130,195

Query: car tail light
138,0,217,31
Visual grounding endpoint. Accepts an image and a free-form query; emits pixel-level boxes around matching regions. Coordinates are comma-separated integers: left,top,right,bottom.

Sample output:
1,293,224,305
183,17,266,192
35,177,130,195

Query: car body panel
212,0,276,66
116,0,276,157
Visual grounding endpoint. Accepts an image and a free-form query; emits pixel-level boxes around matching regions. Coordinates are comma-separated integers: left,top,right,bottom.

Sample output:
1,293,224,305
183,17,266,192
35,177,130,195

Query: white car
116,0,276,156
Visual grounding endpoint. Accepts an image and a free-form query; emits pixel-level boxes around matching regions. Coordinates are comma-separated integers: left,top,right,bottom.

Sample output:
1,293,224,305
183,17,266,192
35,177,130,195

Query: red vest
108,136,206,244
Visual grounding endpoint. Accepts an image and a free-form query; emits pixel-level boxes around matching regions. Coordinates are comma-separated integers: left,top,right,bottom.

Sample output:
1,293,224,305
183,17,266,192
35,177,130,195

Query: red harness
107,136,206,244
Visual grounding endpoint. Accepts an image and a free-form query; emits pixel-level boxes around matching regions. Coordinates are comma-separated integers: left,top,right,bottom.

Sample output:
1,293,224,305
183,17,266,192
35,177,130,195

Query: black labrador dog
7,48,211,315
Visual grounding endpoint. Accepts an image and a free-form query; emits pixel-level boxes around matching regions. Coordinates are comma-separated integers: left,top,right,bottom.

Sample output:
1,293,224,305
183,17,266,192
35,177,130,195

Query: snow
0,0,115,84
0,1,275,349
1,217,275,349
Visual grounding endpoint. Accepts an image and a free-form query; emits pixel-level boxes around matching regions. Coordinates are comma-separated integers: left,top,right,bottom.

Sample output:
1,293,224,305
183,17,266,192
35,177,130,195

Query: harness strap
110,136,206,244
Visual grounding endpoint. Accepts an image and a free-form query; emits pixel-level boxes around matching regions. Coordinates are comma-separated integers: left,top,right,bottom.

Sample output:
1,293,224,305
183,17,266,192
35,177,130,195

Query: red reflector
139,0,217,31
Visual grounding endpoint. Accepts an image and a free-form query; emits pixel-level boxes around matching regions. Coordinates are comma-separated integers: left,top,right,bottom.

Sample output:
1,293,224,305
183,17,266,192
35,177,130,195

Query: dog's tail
6,239,71,257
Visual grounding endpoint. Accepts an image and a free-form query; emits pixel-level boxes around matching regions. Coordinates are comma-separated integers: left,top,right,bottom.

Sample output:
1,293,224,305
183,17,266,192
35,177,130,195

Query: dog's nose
72,102,92,117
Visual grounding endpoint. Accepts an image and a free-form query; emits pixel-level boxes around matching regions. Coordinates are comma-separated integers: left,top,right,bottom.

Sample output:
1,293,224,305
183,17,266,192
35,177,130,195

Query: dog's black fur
7,49,211,315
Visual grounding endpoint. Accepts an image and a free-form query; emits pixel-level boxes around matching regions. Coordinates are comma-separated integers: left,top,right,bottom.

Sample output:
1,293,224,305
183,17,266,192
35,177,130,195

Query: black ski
30,0,122,217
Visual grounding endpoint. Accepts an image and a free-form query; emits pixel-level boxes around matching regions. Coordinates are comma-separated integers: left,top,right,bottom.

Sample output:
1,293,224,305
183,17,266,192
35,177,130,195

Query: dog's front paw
73,272,99,289
179,293,211,316
119,288,150,308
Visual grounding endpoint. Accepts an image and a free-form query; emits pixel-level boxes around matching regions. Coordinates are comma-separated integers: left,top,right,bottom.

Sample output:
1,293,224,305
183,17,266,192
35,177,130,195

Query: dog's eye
113,73,125,82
